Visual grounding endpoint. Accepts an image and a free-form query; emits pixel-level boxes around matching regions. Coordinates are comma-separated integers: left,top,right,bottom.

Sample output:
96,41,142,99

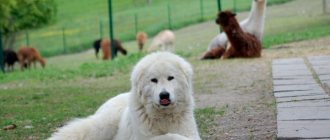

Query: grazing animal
93,39,127,60
148,30,175,52
3,48,18,71
203,0,266,59
136,31,148,51
48,52,201,140
92,39,102,58
216,11,262,59
17,46,46,70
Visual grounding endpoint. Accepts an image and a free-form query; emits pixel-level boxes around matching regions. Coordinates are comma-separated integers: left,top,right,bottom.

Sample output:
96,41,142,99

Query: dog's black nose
159,91,170,99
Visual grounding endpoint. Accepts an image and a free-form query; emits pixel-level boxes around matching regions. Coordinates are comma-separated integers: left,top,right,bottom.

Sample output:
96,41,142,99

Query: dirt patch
193,36,330,139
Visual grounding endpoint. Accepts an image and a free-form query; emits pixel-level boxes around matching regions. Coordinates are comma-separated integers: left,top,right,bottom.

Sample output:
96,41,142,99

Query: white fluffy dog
207,0,267,51
148,30,175,52
48,52,201,140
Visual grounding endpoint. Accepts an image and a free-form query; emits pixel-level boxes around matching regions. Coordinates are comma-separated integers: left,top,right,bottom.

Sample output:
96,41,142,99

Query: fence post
99,20,103,39
0,31,4,72
323,0,328,14
233,0,237,13
62,27,67,54
108,0,116,59
217,0,222,32
134,13,138,35
217,0,222,11
25,31,30,46
200,0,204,21
167,4,172,29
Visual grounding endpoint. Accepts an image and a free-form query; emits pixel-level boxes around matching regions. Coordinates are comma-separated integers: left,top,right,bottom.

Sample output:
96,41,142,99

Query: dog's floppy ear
175,59,193,84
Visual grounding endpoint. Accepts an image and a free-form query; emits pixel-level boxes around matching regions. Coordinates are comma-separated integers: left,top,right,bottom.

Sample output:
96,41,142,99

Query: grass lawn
1,0,330,139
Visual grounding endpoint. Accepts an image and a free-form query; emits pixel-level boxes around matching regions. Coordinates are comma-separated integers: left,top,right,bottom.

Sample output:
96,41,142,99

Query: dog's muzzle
159,91,171,106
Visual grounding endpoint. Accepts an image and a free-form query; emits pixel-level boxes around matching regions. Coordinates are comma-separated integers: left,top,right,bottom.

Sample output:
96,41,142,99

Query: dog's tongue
160,99,170,105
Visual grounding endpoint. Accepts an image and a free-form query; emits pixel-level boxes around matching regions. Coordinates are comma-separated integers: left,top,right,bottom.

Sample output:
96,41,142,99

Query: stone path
272,56,330,139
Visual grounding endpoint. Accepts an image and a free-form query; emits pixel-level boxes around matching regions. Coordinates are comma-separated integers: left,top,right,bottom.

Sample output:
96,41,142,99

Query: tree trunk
4,32,17,49
323,0,328,14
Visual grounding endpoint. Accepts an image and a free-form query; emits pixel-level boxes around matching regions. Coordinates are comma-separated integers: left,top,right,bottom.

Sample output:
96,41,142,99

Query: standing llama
3,48,18,71
93,39,127,60
17,46,46,70
203,0,266,59
136,31,148,52
147,30,175,52
216,11,262,59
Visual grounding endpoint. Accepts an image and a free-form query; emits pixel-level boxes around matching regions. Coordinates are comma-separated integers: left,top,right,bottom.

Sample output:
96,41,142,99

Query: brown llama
100,39,127,60
216,11,262,59
201,46,226,60
203,0,266,59
136,32,148,52
17,46,46,70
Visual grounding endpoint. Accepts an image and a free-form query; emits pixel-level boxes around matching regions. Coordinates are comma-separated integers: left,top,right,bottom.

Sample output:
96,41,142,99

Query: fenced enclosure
8,0,305,57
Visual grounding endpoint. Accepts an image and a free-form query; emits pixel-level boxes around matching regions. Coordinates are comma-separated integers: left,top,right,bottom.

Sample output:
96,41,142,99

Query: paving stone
277,120,330,139
277,98,330,108
277,105,330,120
274,90,325,98
319,75,330,81
273,58,304,65
308,56,330,61
272,64,308,71
309,61,330,66
274,84,323,92
273,79,317,86
273,75,314,80
273,71,312,78
276,94,330,103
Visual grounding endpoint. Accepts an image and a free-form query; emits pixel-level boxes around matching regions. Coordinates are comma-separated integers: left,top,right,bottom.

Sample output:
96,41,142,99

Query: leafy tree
0,0,57,48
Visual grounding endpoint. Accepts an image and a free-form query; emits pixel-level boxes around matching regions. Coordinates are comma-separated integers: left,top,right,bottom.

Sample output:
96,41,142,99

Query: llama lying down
216,11,262,59
203,0,266,59
148,30,175,52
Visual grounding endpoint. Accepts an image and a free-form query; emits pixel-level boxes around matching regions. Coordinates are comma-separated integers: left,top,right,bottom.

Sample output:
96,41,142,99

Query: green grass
195,107,226,140
263,19,330,48
13,0,293,57
0,78,129,139
0,53,145,83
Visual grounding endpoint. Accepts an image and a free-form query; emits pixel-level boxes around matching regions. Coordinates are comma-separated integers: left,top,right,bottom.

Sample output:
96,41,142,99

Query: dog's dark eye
151,78,158,83
168,76,174,81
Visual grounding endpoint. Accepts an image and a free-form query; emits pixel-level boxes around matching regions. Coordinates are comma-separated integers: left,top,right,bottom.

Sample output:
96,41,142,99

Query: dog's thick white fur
148,30,175,52
48,52,201,140
207,0,267,51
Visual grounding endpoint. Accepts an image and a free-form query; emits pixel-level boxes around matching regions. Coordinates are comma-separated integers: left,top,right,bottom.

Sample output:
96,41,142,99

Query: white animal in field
148,30,175,52
207,0,267,52
48,52,201,140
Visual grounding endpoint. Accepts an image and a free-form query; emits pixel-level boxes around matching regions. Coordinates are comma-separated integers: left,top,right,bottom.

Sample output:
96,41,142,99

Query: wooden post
108,0,116,59
200,0,204,21
62,27,67,54
25,31,30,46
217,0,222,32
99,20,103,39
134,14,138,35
323,0,328,14
0,31,5,72
167,4,172,29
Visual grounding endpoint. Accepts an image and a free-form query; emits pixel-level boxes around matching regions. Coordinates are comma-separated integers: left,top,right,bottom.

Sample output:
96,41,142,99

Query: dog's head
131,52,193,115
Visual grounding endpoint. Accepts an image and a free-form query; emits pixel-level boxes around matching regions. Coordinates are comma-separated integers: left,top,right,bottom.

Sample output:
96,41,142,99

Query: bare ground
193,36,330,139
